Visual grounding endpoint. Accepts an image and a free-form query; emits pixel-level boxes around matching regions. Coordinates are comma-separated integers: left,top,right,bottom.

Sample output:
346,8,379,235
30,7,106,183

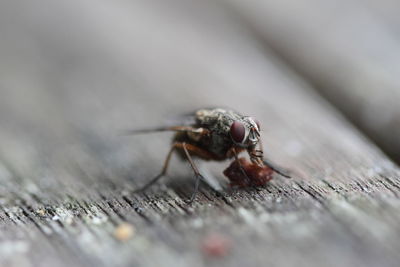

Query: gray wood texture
1,1,400,267
224,0,400,161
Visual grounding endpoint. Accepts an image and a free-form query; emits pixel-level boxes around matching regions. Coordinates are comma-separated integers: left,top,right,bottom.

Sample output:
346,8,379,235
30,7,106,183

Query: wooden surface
1,1,400,267
224,0,400,161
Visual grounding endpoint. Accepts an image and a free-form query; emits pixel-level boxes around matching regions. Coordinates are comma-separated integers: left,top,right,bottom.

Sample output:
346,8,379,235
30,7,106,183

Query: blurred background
1,0,400,165
1,0,400,267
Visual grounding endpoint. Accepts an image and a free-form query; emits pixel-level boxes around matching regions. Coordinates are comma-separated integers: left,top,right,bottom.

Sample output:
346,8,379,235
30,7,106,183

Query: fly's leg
173,143,221,201
133,143,178,193
134,142,215,202
250,145,291,179
231,148,252,186
249,143,264,165
263,158,291,178
180,142,206,203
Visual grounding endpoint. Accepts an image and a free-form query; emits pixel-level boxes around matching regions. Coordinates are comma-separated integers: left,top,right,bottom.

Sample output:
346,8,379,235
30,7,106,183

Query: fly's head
229,117,261,149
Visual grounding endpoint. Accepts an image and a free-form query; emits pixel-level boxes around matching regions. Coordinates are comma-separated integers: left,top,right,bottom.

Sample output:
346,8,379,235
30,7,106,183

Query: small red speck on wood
201,233,231,258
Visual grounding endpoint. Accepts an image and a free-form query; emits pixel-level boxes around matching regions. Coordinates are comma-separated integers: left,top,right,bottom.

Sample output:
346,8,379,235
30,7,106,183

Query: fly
126,108,291,202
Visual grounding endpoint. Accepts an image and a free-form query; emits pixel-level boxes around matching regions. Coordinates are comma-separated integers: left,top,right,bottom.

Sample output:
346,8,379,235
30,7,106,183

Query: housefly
126,108,290,202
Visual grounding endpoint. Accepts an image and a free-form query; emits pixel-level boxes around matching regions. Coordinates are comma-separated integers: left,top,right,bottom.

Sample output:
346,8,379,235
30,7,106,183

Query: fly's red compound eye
230,121,245,143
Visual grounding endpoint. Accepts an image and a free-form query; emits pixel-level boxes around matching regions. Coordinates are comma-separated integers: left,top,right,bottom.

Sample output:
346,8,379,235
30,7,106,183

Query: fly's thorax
195,108,241,133
195,107,261,149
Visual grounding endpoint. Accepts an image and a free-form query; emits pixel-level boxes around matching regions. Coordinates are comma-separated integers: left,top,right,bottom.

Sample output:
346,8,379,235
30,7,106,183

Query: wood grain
1,1,400,267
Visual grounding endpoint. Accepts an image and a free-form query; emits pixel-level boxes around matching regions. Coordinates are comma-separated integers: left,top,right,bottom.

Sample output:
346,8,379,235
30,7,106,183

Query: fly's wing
121,106,237,135
121,113,197,135
166,112,198,127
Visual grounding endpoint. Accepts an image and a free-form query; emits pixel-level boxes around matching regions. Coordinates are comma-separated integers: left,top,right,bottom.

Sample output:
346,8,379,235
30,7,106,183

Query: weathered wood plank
222,0,400,162
1,1,400,267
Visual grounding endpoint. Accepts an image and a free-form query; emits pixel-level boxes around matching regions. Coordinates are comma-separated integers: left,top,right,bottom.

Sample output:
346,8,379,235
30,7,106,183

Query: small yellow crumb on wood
36,209,46,216
114,223,135,241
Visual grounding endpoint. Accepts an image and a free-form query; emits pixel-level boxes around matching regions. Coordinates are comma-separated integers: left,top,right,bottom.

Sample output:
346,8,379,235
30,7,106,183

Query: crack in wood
122,196,152,223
